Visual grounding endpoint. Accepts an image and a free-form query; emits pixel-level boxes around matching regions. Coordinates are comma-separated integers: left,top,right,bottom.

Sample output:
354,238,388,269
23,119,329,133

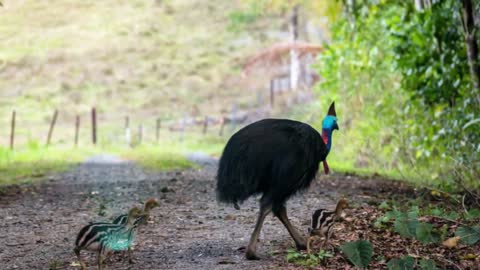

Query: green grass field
0,0,283,185
0,0,282,146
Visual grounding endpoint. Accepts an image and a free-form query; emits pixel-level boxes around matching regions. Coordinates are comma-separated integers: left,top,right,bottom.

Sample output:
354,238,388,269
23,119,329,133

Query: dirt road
0,155,412,270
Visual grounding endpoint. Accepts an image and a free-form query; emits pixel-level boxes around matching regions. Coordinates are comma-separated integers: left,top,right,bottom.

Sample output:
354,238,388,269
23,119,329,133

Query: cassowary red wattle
216,102,339,260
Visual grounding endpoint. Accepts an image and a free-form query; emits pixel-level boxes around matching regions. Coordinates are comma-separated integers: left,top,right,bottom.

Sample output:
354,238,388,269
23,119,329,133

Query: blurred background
0,0,479,191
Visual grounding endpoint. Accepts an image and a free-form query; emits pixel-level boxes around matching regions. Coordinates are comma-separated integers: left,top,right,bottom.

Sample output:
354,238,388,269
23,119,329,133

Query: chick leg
306,236,313,254
74,247,87,270
98,245,108,270
97,251,104,270
322,226,334,250
128,247,135,264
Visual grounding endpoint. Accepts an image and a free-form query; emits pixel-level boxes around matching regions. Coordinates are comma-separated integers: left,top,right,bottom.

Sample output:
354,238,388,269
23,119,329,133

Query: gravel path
0,154,409,270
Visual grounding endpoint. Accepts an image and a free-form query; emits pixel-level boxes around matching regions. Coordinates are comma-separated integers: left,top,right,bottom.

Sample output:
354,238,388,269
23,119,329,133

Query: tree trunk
289,5,300,91
461,0,480,102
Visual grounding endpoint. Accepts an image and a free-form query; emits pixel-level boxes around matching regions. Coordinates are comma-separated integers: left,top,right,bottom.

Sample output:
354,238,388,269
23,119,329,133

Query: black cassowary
216,102,338,260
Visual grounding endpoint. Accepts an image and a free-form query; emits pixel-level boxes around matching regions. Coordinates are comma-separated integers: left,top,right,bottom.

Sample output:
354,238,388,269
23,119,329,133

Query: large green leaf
340,240,373,269
455,226,480,245
387,256,415,270
416,222,440,244
419,259,437,270
393,210,419,238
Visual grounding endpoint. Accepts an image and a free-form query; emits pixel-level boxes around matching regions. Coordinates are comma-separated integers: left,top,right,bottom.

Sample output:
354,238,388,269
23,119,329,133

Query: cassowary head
321,102,339,174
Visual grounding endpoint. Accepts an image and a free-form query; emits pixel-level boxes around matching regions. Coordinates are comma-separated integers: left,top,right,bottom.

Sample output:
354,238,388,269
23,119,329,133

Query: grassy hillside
0,0,292,184
0,0,284,147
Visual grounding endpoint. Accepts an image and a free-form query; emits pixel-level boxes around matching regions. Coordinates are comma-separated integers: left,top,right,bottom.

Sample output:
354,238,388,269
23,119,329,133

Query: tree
461,0,480,103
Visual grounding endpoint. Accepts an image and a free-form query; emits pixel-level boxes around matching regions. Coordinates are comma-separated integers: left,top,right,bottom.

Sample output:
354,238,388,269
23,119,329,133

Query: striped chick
307,198,349,254
74,207,146,270
112,198,159,225
111,198,159,263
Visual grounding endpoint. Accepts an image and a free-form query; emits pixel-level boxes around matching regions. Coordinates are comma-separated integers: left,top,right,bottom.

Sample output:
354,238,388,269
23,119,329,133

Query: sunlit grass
0,144,99,185
0,131,227,185
110,132,226,171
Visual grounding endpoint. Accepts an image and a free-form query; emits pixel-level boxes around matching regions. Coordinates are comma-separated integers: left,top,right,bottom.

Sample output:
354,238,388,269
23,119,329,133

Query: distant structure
242,41,322,92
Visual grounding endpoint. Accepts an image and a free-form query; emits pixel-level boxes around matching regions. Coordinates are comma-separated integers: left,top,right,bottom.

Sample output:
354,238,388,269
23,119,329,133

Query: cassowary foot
245,249,261,260
295,239,307,251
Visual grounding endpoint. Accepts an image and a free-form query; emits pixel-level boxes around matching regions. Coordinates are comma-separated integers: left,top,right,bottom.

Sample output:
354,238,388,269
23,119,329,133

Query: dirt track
0,155,413,270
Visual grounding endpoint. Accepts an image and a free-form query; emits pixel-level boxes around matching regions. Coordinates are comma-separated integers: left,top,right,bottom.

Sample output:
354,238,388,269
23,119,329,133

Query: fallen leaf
70,261,80,267
442,237,461,249
459,254,477,260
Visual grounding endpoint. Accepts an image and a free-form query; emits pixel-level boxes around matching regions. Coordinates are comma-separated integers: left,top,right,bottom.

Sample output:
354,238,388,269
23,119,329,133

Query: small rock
224,215,236,221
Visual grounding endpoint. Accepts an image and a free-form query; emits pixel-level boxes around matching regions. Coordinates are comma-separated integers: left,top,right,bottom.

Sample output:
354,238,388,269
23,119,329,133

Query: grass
0,0,283,147
0,0,284,184
0,144,98,185
111,132,227,171
0,131,228,185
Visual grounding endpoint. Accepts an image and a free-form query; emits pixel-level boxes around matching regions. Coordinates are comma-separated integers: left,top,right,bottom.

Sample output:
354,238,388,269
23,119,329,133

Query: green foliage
388,256,437,270
0,144,96,186
387,256,415,270
385,207,441,244
340,240,373,269
455,226,480,245
419,259,438,270
465,208,480,220
373,215,390,229
415,222,440,244
286,248,333,267
393,208,419,238
315,0,480,189
390,1,468,106
379,201,391,210
227,2,263,32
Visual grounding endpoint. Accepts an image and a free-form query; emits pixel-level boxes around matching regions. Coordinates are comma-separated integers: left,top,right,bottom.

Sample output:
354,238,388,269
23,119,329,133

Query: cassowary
216,102,338,260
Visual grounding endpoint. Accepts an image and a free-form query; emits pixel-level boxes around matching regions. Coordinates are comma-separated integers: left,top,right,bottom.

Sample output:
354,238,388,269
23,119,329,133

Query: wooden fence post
257,91,263,111
125,116,130,146
138,124,143,145
10,110,15,150
91,107,97,145
46,109,58,146
270,79,275,107
203,116,208,134
74,115,80,147
156,118,161,142
219,117,225,136
230,104,237,132
180,115,186,142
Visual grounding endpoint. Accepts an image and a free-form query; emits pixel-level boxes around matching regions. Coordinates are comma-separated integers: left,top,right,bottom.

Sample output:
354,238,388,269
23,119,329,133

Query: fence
1,82,314,150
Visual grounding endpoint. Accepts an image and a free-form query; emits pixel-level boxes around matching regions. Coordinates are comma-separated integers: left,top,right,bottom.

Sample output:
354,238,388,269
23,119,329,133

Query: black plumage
216,102,338,260
217,119,327,209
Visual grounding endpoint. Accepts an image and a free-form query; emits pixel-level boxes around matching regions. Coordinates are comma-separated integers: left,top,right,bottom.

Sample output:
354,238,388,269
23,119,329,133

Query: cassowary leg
246,203,271,260
273,206,307,250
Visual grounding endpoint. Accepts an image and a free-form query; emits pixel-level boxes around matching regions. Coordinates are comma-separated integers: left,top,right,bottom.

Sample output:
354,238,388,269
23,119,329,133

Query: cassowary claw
245,249,261,260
